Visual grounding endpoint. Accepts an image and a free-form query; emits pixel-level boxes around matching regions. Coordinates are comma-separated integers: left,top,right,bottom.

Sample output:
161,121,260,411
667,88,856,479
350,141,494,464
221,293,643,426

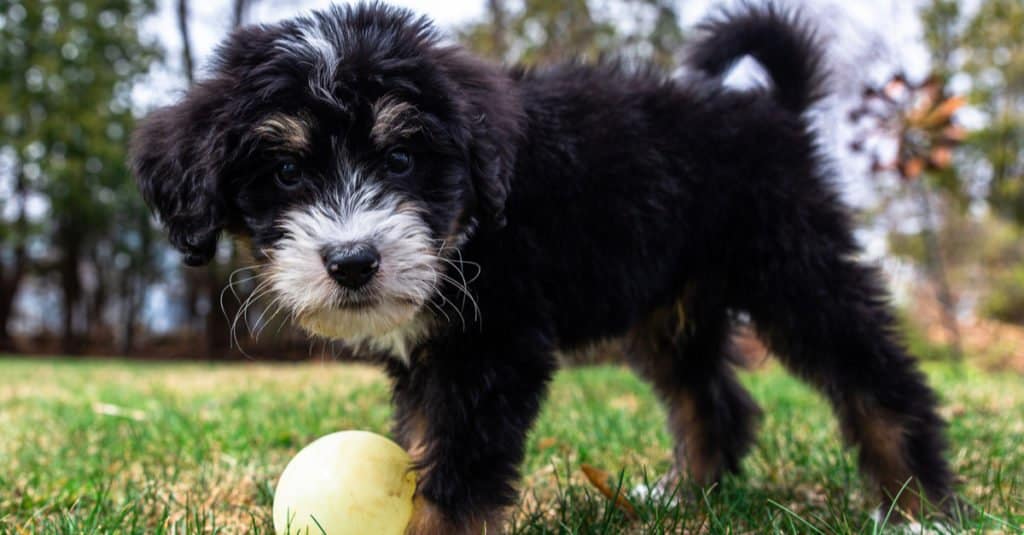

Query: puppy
131,3,954,532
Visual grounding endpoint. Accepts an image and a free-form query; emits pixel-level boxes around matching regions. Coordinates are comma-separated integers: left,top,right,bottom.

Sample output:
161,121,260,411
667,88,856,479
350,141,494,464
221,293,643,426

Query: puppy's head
131,3,522,340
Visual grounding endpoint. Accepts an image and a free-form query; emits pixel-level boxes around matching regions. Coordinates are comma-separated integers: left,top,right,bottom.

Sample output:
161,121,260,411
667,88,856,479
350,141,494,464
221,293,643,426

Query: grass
1,357,1022,534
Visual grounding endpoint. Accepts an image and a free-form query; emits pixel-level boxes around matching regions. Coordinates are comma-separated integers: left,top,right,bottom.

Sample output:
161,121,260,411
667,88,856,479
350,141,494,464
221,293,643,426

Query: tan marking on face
254,113,311,154
372,96,421,147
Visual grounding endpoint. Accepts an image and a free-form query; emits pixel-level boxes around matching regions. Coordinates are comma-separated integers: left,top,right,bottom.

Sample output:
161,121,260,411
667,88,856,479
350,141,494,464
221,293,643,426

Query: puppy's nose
322,243,381,289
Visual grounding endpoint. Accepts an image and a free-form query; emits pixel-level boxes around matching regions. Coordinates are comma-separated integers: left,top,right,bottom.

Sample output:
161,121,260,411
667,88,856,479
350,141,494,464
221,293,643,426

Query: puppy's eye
385,149,413,176
275,161,303,189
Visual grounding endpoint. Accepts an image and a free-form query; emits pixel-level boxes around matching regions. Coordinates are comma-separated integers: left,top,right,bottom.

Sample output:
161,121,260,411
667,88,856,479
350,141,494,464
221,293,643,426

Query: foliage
982,266,1024,324
962,0,1024,224
0,0,157,223
459,0,683,68
0,0,160,350
920,0,1024,225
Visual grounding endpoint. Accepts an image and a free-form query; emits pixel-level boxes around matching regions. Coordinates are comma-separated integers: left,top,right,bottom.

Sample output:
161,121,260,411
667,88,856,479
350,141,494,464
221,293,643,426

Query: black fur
131,2,954,531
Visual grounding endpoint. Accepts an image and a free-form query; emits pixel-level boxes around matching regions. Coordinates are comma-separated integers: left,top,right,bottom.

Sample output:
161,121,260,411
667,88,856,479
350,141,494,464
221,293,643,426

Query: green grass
1,357,1022,534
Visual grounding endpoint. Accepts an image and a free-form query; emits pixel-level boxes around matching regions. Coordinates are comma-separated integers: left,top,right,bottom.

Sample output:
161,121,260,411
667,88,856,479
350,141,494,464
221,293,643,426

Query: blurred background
0,0,1021,368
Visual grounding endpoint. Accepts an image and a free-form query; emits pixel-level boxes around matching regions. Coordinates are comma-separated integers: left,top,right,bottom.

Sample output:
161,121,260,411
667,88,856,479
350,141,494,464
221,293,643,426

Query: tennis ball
273,430,417,535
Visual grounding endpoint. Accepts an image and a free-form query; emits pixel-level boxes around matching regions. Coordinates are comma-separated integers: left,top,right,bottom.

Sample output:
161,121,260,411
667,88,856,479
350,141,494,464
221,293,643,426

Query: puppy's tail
687,3,827,115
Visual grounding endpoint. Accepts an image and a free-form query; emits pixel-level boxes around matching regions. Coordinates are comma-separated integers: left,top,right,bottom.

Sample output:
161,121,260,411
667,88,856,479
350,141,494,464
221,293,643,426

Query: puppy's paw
405,495,503,535
870,494,975,535
631,467,679,504
630,465,707,508
870,507,957,535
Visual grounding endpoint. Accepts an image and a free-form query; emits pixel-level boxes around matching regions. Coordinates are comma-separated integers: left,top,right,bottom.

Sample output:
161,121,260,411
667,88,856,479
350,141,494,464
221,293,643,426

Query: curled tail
687,3,828,114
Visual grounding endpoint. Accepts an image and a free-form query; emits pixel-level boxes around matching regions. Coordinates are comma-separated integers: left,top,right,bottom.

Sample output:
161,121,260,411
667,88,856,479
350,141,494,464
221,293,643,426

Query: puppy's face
251,104,450,340
131,4,521,341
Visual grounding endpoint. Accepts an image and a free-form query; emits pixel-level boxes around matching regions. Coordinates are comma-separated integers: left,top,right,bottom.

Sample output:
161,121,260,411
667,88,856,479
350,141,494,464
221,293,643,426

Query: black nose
322,243,381,289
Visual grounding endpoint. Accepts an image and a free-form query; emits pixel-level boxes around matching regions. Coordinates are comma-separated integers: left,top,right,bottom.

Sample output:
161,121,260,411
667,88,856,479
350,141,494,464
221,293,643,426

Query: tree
912,0,1024,330
0,0,159,353
960,0,1024,225
459,0,683,68
0,155,28,351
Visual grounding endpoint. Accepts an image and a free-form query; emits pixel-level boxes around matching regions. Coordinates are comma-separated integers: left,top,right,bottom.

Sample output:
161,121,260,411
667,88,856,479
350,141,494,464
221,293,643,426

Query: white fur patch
274,21,339,102
265,169,439,362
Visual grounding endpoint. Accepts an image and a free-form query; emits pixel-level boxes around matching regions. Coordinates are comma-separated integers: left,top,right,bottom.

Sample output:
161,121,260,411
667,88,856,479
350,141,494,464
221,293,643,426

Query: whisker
230,281,272,354
250,296,285,341
219,266,263,325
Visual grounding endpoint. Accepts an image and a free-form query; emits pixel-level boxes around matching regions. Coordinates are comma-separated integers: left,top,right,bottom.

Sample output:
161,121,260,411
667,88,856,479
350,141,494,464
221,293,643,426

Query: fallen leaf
537,437,558,450
580,463,638,520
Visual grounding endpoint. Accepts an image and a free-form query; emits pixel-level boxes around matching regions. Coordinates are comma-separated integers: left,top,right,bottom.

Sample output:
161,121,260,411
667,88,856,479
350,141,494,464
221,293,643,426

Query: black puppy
131,2,953,532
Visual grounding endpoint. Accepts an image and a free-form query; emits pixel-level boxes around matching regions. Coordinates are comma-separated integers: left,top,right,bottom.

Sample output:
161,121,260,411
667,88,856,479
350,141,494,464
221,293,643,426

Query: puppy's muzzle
322,242,381,289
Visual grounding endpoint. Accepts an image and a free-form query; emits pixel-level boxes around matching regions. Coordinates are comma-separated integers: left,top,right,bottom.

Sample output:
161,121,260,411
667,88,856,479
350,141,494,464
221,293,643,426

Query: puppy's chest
351,313,435,365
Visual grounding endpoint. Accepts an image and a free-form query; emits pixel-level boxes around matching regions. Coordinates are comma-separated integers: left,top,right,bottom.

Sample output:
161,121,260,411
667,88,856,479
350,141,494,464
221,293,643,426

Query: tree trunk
0,162,29,352
201,256,232,356
487,0,508,60
121,211,155,355
58,222,84,355
87,246,108,340
177,0,195,85
120,269,136,355
914,179,962,361
0,281,20,351
232,0,250,28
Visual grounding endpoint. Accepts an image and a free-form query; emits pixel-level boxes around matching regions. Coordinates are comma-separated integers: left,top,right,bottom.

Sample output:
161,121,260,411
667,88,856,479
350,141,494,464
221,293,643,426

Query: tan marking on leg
626,301,723,485
405,496,450,535
406,496,503,535
667,391,721,485
624,305,678,388
398,409,432,475
846,399,922,516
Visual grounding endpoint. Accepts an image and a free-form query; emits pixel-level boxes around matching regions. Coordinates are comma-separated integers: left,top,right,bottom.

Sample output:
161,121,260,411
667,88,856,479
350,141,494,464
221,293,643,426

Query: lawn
1,357,1021,534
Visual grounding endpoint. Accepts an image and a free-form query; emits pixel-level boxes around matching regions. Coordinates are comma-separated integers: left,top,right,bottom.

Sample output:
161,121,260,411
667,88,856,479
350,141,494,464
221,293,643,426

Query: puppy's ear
445,53,524,230
130,85,231,266
130,24,280,266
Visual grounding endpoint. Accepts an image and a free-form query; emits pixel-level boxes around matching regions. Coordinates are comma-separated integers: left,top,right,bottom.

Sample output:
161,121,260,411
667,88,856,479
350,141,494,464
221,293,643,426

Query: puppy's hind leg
628,289,762,490
744,256,954,518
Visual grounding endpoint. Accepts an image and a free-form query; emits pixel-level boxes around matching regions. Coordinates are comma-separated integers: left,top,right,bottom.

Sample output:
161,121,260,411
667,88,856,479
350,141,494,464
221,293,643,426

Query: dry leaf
537,437,558,450
580,463,638,520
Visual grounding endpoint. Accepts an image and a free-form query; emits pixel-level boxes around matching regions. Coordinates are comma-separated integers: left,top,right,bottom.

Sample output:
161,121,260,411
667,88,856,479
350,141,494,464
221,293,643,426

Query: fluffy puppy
131,3,954,532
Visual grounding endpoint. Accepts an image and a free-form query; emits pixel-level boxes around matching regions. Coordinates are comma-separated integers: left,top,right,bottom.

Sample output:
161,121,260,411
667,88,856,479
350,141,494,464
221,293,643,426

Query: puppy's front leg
388,337,555,534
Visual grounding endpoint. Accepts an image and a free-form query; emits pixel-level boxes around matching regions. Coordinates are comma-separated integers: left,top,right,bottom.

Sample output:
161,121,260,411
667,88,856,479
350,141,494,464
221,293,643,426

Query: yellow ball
273,431,417,535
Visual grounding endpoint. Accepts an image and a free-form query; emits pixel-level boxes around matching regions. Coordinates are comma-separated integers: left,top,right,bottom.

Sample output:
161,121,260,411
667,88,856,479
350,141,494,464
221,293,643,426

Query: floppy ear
444,52,525,230
130,85,231,266
130,24,280,266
